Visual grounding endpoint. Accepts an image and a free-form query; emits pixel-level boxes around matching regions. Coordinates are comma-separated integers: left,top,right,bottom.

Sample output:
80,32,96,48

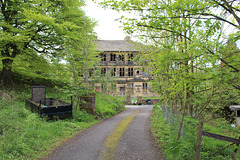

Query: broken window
100,54,106,61
128,53,133,61
119,54,125,61
111,54,116,61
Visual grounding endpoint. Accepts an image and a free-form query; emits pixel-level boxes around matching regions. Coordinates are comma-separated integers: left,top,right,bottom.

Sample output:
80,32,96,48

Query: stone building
95,37,156,97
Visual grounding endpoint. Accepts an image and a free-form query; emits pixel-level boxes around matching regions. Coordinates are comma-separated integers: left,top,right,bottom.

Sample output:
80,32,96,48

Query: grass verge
96,92,125,118
0,86,124,160
151,106,240,160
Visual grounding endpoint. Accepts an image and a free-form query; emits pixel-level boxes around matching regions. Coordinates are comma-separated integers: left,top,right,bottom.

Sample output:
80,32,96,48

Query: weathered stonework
95,37,157,97
80,94,97,117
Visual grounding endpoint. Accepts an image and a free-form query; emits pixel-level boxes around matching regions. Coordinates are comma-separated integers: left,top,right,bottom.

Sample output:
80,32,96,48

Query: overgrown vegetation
151,106,240,159
96,92,125,118
101,0,240,157
0,85,124,160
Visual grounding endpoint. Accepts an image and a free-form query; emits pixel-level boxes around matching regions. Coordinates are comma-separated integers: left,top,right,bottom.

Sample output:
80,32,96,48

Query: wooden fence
195,121,239,160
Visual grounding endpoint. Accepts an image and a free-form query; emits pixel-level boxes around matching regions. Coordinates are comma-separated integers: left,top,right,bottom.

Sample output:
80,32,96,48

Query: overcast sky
84,0,127,40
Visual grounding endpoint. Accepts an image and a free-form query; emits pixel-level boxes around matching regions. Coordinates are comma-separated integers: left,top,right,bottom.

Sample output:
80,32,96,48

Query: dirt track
43,105,163,160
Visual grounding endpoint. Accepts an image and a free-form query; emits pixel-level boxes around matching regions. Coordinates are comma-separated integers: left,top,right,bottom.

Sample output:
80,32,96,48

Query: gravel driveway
43,105,163,160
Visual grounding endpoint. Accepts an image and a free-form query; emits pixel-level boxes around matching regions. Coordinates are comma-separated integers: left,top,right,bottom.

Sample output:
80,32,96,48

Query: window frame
143,83,148,93
100,53,106,61
111,68,116,76
128,53,133,62
110,53,116,61
120,68,125,77
119,54,125,61
101,68,106,75
128,68,133,77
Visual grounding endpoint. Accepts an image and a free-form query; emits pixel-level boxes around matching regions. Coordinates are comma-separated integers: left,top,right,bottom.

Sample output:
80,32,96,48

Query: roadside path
44,105,163,160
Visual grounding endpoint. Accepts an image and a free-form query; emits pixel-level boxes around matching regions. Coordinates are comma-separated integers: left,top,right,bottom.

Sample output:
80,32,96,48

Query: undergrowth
0,86,124,159
96,92,125,118
151,106,240,160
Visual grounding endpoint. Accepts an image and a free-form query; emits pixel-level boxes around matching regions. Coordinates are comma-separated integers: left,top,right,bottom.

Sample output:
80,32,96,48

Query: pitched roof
96,37,139,52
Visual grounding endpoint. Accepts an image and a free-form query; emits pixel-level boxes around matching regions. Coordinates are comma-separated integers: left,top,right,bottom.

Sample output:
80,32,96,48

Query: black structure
25,86,72,118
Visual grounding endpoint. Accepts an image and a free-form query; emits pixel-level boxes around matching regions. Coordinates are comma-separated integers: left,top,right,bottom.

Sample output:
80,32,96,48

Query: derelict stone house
95,37,156,97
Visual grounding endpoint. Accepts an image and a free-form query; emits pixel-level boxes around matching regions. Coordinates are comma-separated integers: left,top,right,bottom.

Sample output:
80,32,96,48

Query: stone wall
80,94,97,117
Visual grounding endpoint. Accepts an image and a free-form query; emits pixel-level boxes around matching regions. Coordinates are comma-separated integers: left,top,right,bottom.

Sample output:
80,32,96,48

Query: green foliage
96,92,125,118
0,0,97,86
0,85,125,159
73,110,95,123
151,107,240,159
101,0,240,131
0,88,97,159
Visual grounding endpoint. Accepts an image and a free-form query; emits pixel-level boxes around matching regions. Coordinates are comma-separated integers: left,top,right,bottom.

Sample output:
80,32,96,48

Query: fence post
195,121,203,160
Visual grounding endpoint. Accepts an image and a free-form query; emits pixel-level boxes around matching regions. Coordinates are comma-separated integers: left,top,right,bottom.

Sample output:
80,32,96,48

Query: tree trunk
195,121,203,160
1,58,14,86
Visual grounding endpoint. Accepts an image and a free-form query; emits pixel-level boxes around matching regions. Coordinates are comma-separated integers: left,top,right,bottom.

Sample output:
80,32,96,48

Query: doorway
120,87,125,97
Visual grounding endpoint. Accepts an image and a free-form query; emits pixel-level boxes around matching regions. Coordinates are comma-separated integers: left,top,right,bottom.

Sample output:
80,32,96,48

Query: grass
101,110,140,160
142,96,160,100
96,92,125,118
151,106,240,160
0,85,124,160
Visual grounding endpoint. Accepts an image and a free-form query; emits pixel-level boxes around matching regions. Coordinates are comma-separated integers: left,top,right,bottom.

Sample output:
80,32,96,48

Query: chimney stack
124,36,130,42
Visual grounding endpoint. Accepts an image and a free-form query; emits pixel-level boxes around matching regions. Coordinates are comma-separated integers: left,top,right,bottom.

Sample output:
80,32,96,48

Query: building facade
95,37,156,97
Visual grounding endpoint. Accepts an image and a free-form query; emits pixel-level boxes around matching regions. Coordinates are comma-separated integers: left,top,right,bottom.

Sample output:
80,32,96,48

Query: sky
83,0,127,40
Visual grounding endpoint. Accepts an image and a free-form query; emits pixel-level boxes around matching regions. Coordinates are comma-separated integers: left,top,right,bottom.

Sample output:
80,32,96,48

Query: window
128,53,133,61
100,54,106,61
128,83,134,88
111,54,116,61
120,68,125,77
143,83,148,93
119,54,125,61
128,68,133,77
101,68,106,75
111,68,116,76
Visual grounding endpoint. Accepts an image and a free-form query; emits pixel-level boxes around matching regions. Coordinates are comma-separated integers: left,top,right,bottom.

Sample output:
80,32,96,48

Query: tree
100,0,240,139
0,0,92,86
